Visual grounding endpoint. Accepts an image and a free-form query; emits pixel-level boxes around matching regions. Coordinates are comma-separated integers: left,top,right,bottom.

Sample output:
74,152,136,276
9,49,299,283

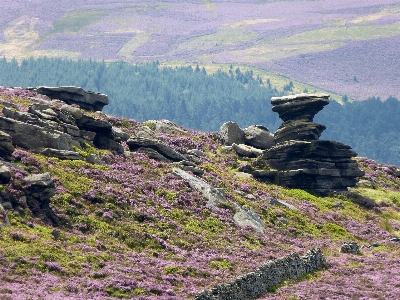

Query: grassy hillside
0,88,399,299
1,0,400,100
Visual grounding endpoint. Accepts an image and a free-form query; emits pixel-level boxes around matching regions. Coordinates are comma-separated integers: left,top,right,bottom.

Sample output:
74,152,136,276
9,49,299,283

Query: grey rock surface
0,130,14,160
219,121,244,146
34,86,109,111
112,127,130,142
243,125,274,149
23,172,58,224
233,205,265,233
0,165,11,183
172,168,226,210
0,116,73,151
41,148,82,160
127,137,185,162
60,104,83,119
147,119,187,135
232,143,263,158
340,241,361,254
0,203,10,228
85,154,103,165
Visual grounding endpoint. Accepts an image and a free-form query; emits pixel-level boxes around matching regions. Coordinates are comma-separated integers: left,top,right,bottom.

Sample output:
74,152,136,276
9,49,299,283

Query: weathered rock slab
0,116,72,151
127,137,185,162
233,205,265,233
34,86,109,111
232,143,263,158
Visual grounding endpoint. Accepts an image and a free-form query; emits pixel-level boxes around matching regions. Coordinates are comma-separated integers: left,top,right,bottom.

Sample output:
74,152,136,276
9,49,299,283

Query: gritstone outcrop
253,93,364,195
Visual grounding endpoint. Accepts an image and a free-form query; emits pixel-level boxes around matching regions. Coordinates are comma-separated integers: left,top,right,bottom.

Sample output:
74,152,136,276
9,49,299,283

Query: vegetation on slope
0,88,399,299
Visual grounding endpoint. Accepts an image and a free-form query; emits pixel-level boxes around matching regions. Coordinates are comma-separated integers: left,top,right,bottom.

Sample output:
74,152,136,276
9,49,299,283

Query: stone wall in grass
195,248,326,300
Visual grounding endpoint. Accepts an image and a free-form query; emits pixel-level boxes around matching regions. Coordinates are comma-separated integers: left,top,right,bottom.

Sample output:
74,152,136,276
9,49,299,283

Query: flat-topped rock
271,93,330,122
34,86,109,111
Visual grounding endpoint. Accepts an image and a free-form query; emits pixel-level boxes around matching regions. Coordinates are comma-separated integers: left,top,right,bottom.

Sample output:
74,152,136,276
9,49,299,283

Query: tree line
0,57,399,166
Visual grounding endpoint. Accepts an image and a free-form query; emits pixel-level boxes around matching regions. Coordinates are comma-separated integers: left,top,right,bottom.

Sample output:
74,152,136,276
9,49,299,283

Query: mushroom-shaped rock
271,93,330,122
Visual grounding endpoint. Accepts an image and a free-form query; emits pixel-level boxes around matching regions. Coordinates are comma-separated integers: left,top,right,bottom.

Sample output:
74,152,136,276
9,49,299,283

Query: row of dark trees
0,57,399,166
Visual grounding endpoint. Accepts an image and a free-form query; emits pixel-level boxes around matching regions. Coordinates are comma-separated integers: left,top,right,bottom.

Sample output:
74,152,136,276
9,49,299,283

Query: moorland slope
1,0,400,100
0,87,399,299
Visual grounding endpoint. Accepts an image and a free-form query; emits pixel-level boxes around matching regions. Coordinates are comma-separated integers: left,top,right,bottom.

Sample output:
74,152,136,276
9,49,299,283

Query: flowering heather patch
0,88,399,299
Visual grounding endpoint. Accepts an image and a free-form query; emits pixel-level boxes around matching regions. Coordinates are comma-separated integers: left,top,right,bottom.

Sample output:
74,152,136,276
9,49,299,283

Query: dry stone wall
195,248,326,300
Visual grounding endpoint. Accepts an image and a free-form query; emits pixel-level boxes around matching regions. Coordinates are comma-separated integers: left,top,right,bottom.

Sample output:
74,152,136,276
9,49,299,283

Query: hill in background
1,0,400,100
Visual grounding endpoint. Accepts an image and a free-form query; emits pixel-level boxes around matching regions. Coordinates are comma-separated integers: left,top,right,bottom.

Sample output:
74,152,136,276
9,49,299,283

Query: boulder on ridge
34,86,109,111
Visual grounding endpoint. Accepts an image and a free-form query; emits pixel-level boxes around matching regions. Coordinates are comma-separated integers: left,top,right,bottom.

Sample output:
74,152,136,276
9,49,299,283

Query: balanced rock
254,94,364,195
34,86,109,111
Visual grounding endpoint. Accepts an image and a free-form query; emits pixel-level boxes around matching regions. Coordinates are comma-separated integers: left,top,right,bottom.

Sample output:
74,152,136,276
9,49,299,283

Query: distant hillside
1,0,400,100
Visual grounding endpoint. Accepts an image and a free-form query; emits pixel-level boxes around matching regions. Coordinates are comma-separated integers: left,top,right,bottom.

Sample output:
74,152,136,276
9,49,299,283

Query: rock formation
0,97,124,155
33,86,109,111
253,94,364,195
219,122,274,158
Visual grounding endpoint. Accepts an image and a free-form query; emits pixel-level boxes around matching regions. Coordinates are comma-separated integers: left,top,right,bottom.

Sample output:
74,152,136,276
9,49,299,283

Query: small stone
340,241,361,254
0,165,12,183
86,154,102,165
51,229,61,240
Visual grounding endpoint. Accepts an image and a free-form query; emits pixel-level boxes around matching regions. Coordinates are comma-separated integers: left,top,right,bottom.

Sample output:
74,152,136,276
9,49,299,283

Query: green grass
275,23,400,44
50,10,110,34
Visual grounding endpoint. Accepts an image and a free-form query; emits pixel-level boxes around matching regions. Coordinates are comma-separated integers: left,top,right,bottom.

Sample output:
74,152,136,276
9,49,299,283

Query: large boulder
233,205,265,233
172,168,226,211
0,165,12,183
219,121,244,146
75,115,113,135
0,203,10,228
243,125,274,149
34,86,109,111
